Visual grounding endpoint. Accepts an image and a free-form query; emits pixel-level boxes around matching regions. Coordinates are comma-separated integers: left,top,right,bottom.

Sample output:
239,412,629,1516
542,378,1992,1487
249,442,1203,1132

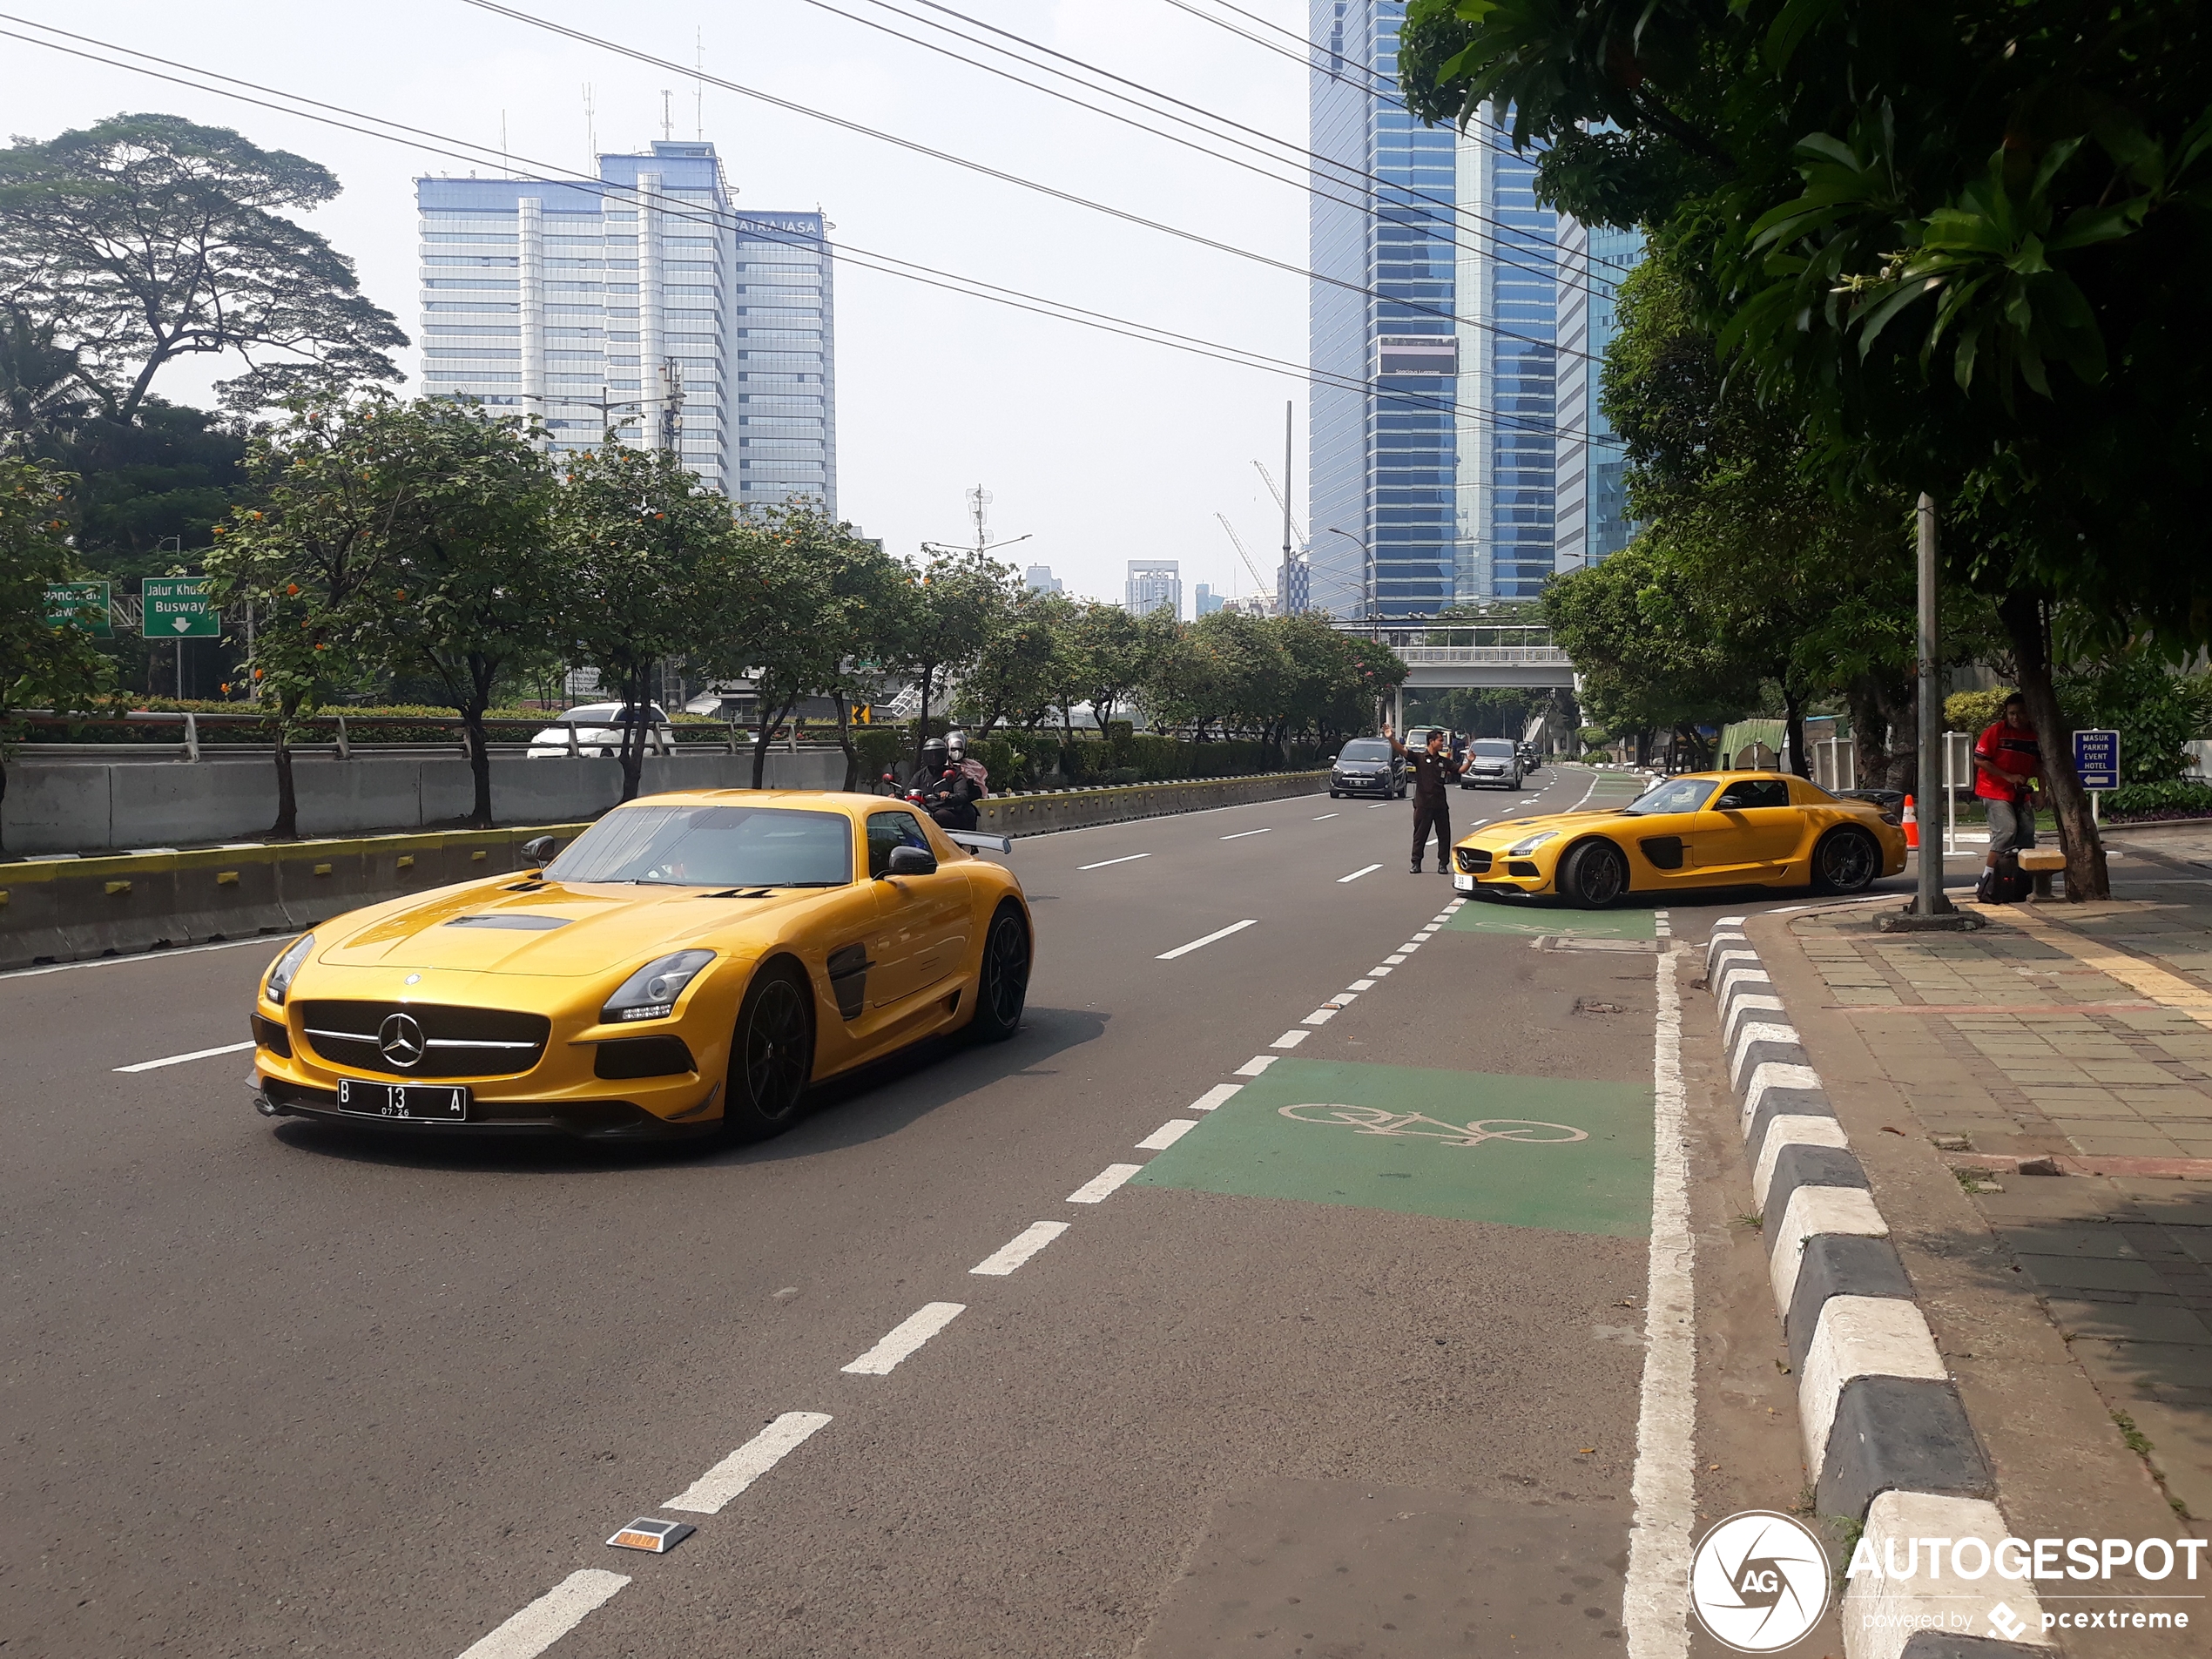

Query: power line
858,0,1625,296
0,16,1622,447
458,0,1605,363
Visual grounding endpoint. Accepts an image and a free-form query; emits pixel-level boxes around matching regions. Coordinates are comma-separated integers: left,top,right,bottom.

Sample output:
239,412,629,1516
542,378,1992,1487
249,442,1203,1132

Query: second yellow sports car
1453,771,1907,907
247,791,1032,1143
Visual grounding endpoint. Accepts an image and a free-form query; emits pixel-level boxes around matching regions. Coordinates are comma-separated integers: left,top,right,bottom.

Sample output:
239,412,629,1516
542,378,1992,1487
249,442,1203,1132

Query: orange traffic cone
1901,793,1919,850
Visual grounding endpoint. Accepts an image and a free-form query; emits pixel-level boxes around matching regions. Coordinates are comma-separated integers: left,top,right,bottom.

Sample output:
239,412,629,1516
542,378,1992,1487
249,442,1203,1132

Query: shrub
2105,779,2212,819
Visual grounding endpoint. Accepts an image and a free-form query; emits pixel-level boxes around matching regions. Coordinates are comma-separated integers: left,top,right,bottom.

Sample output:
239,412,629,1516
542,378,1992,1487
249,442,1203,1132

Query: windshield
1622,779,1719,816
1472,739,1515,756
544,804,852,887
1339,739,1391,760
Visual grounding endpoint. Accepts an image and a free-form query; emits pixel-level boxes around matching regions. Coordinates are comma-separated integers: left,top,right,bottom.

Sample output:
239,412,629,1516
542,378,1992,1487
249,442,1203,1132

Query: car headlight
1507,830,1560,857
602,950,717,1023
263,933,315,1006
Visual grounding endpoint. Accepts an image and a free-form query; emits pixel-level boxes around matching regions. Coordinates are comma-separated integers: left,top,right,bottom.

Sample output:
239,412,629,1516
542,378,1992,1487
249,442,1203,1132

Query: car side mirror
884,845,937,878
521,835,559,866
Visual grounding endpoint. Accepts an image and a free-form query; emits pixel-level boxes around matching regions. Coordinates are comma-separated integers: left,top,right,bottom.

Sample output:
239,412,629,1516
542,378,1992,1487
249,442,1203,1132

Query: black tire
1811,826,1880,894
722,960,814,1143
1329,790,1339,799
971,902,1030,1042
1559,838,1629,908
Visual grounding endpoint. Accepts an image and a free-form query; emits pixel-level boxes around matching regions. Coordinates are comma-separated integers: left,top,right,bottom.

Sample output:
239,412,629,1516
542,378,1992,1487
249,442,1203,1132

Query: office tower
1278,555,1312,615
415,140,834,512
1195,583,1225,617
1125,559,1182,618
1023,564,1063,594
1553,218,1644,571
1309,4,1559,615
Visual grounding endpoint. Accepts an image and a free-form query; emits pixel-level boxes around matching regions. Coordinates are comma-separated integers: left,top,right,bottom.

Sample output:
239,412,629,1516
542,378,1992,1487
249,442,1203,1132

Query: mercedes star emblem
378,1011,427,1069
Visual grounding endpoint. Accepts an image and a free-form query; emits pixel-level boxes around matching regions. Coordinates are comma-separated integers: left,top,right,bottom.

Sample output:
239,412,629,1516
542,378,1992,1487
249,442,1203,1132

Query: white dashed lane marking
1383,953,1407,965
1068,1163,1144,1204
1077,853,1151,871
1157,920,1258,961
1234,1055,1278,1077
1271,1029,1310,1049
1190,1083,1244,1111
841,1303,967,1376
113,1040,256,1074
455,1569,631,1659
1347,979,1375,991
1136,1118,1197,1150
1312,813,1339,820
1338,863,1383,883
969,1222,1070,1278
1220,827,1271,841
664,1413,833,1514
1301,1008,1338,1027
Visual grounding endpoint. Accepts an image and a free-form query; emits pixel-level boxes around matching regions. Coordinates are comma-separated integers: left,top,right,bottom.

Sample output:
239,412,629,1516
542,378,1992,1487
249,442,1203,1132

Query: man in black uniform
1386,723,1462,873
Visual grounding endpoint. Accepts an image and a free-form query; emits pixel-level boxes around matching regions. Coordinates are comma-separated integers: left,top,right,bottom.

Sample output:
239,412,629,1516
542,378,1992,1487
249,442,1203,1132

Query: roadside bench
2018,846,2067,899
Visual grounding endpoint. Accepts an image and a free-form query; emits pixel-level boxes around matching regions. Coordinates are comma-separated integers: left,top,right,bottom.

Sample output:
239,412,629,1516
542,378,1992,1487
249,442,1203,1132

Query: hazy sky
9,1,1317,610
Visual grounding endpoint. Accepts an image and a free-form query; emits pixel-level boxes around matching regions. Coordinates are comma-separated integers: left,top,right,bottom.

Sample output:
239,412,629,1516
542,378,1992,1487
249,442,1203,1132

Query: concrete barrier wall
0,769,1325,970
1,749,846,854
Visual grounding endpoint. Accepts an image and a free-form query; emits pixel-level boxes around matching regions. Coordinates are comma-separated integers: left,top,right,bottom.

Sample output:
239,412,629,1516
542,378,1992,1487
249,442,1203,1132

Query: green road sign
141,576,218,638
45,581,113,637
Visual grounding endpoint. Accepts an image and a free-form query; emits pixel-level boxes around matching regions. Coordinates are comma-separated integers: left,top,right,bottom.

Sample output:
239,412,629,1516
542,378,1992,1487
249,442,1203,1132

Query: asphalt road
2,766,1898,1657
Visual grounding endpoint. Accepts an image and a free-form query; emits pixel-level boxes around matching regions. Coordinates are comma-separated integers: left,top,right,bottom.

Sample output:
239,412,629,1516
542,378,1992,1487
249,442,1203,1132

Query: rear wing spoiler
946,830,1013,855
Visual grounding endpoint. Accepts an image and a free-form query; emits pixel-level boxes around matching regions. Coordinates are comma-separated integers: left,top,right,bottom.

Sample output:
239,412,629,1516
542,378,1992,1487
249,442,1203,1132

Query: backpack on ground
1975,853,2033,906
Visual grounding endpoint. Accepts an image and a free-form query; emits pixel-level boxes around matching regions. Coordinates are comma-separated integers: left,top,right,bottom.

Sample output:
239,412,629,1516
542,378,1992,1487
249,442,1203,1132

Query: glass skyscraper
414,140,834,512
1553,219,1644,570
1309,3,1559,616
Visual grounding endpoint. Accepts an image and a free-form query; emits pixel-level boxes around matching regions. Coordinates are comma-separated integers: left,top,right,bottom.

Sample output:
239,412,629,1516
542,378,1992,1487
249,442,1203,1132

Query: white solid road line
1219,827,1272,840
1157,919,1258,961
664,1412,833,1514
455,1569,631,1659
1337,863,1383,883
841,1302,967,1376
1136,1118,1197,1150
1189,1082,1244,1112
970,1221,1071,1278
113,1039,256,1075
1068,1163,1144,1204
1623,946,1696,1656
1312,813,1339,820
1233,1055,1278,1077
1077,852,1151,871
1270,1028,1310,1049
0,934,280,982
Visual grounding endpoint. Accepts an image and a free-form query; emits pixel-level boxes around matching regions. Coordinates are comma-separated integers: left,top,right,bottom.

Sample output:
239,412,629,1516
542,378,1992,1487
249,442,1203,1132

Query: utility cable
458,0,1603,363
0,15,1620,446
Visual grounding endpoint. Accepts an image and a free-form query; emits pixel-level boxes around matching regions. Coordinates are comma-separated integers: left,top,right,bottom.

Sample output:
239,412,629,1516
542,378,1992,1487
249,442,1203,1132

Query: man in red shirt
1973,692,2043,873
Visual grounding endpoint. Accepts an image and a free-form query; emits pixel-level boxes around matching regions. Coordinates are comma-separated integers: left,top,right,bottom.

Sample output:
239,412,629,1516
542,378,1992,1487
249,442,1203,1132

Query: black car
1329,737,1406,799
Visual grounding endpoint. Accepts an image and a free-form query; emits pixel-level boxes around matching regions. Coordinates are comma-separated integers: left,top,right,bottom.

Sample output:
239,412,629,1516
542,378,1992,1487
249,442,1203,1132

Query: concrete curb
1703,920,2054,1658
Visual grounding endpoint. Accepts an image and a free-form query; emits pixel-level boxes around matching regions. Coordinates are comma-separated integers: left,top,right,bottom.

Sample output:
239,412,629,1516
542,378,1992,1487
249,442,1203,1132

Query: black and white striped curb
1705,919,2053,1658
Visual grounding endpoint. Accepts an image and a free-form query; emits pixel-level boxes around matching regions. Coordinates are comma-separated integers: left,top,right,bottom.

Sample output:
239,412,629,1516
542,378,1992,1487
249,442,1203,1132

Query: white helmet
946,730,968,759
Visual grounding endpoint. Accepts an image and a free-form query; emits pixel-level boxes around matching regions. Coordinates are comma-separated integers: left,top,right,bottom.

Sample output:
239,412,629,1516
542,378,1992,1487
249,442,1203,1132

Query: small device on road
607,1517,694,1554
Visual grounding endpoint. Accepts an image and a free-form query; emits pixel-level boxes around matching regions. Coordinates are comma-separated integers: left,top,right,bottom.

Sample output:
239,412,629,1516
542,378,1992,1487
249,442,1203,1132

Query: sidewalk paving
1788,856,2212,1527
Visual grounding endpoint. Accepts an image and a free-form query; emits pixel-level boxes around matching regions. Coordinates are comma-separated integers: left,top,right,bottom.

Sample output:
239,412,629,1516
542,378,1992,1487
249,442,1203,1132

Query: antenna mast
660,89,673,142
583,84,597,165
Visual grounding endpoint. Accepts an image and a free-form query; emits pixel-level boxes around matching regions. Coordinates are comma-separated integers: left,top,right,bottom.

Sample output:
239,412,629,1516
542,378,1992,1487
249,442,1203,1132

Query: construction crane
1215,515,1274,601
1251,459,1308,552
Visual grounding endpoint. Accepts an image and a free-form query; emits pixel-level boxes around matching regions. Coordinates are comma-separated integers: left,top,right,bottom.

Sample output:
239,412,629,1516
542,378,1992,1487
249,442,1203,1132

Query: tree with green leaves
1068,600,1150,737
0,114,405,428
208,396,433,837
351,401,563,827
882,548,1015,773
960,586,1065,736
0,457,114,851
550,440,734,804
1399,0,2212,897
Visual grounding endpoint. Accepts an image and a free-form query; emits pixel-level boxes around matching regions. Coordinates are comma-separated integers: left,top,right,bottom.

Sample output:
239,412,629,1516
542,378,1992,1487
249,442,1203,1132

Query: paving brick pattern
1793,898,2212,1521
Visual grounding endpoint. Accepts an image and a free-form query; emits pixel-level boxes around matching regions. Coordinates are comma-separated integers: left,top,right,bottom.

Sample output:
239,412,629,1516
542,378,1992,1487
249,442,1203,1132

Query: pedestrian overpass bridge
1329,621,1577,691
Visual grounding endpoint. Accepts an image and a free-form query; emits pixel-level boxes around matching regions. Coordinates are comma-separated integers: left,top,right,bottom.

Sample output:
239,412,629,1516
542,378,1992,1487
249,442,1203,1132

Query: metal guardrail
3,709,851,762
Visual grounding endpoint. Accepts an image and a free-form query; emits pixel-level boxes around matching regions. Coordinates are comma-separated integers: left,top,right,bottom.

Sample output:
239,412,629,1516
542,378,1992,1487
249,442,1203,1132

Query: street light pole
1885,494,1973,931
1325,527,1372,620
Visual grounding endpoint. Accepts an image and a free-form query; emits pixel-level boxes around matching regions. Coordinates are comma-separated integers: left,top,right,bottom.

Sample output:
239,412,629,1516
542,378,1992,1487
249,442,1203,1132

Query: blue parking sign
2074,728,2121,791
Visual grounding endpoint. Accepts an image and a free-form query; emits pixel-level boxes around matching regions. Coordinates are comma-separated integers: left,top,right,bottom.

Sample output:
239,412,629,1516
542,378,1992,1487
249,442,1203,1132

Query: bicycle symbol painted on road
1277,1105,1589,1147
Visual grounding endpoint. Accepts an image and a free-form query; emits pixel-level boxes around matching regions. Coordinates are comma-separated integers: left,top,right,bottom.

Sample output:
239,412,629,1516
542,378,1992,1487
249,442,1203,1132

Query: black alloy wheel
1561,839,1629,908
1812,826,1880,894
723,961,814,1142
972,903,1031,1042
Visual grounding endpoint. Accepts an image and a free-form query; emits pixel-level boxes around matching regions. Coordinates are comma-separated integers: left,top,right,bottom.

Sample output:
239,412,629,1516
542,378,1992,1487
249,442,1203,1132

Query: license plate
336,1078,470,1121
1455,873,1474,891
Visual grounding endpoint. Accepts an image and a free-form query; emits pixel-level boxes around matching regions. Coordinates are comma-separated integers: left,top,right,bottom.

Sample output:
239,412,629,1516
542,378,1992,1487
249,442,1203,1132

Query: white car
526,703,675,759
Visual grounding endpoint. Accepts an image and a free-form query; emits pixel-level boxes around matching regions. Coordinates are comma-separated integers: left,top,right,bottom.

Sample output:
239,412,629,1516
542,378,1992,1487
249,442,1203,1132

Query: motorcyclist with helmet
913,732,988,832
